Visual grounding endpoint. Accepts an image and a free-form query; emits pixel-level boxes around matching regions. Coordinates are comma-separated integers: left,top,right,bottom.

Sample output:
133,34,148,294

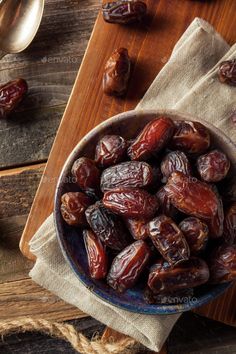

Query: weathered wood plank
0,164,44,282
0,278,87,321
0,0,100,168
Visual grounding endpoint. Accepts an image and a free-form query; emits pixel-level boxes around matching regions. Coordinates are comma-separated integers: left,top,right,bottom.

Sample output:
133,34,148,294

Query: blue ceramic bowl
54,109,234,314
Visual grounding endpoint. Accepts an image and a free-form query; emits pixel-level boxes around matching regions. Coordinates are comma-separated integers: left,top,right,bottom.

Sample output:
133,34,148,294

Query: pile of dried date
60,116,236,303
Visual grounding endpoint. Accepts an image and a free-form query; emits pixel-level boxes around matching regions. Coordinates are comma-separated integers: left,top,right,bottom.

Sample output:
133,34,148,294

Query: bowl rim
54,108,234,315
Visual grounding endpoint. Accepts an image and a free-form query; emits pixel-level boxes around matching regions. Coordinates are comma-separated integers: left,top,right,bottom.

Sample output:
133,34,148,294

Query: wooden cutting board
20,0,236,327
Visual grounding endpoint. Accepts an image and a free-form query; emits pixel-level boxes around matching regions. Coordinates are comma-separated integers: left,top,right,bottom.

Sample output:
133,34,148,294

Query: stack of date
60,116,236,303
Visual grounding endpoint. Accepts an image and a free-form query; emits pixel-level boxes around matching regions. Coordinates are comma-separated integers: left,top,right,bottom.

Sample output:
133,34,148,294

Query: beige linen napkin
29,18,235,352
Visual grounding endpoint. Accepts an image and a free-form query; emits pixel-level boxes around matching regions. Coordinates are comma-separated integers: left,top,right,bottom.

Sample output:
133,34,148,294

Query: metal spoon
0,0,44,59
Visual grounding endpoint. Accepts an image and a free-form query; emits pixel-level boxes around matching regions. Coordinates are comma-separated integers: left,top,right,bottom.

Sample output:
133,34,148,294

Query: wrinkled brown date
71,157,100,195
95,135,127,167
83,229,108,279
103,48,131,96
179,217,209,254
208,190,224,239
128,117,175,161
161,150,191,183
148,215,190,267
0,78,28,119
102,1,147,24
107,240,151,292
156,186,179,218
85,201,129,250
197,150,230,182
171,121,210,154
148,257,210,294
218,59,236,86
60,192,92,226
223,202,236,245
100,161,153,192
209,245,236,284
125,218,149,240
165,172,220,220
103,187,159,218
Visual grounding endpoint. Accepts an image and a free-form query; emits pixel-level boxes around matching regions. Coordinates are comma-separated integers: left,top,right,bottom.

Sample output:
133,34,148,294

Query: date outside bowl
54,109,234,315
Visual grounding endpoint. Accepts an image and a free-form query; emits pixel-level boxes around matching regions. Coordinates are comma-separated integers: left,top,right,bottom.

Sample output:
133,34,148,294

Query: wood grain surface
0,0,236,353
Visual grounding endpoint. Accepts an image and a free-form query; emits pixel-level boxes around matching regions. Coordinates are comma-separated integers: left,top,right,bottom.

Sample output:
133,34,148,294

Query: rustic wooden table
0,0,235,353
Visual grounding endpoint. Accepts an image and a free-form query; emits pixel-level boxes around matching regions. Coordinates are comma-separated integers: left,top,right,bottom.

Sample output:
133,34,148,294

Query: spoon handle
0,50,6,59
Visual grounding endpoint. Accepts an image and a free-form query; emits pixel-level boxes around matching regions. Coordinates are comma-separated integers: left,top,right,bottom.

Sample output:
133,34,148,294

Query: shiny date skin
95,135,127,167
85,201,129,250
100,161,153,192
161,150,191,183
60,192,92,226
156,186,179,218
125,218,149,240
197,150,230,183
209,245,236,284
165,172,224,238
218,59,236,86
103,48,131,96
83,229,108,279
208,189,224,239
170,121,210,154
102,1,147,24
179,217,209,254
71,157,100,195
103,187,159,218
0,78,28,118
128,117,175,161
223,202,236,245
148,257,210,294
107,240,151,292
148,215,190,267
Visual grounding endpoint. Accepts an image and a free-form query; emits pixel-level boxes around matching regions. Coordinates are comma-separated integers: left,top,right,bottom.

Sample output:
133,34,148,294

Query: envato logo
41,56,80,64
154,295,198,305
41,175,77,184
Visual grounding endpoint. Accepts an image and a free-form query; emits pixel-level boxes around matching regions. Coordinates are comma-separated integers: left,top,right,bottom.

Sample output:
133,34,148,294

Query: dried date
60,192,92,226
103,187,159,218
170,121,210,154
165,172,220,220
95,135,127,167
107,240,151,292
0,78,28,118
161,150,191,182
179,217,208,254
197,150,230,182
148,215,190,266
148,257,210,294
85,201,129,250
223,202,236,245
218,59,236,86
209,245,236,284
125,218,149,240
100,161,153,192
128,117,175,161
71,157,100,195
102,1,147,24
156,186,179,218
103,48,131,96
83,229,108,279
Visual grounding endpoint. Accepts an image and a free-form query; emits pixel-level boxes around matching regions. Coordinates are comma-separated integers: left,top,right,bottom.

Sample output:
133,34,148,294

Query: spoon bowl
0,0,44,57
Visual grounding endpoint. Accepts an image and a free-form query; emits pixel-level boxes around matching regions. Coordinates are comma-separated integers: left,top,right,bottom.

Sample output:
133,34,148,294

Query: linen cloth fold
29,18,236,352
